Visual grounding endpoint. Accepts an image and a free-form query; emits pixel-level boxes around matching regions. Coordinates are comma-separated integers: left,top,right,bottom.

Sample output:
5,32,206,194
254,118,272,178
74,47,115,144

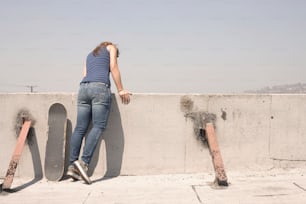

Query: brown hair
93,41,119,57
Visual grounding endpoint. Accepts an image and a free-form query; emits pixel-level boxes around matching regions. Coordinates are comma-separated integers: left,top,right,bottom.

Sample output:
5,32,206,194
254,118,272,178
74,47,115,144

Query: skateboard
1,120,32,190
44,103,67,181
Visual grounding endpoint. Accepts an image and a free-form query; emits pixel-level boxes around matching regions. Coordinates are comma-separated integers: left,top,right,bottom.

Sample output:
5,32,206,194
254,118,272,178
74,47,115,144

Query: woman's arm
107,44,131,104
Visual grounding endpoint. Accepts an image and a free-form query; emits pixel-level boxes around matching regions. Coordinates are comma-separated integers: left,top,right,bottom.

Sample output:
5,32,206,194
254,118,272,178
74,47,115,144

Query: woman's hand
118,90,131,104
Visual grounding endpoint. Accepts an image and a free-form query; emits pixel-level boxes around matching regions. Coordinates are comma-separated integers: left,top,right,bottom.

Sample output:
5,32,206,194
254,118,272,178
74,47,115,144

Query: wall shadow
89,95,125,182
63,119,73,178
1,127,43,193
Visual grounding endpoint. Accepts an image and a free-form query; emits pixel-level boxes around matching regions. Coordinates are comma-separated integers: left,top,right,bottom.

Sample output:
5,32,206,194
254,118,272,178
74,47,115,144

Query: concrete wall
1,93,306,179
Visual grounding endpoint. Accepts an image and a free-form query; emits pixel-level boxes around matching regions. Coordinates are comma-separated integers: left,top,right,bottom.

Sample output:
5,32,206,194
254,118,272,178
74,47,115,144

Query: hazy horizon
1,0,305,93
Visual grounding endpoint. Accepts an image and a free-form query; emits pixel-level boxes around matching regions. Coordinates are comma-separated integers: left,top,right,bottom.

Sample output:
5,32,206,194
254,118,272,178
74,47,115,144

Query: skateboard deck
44,103,67,181
2,120,32,190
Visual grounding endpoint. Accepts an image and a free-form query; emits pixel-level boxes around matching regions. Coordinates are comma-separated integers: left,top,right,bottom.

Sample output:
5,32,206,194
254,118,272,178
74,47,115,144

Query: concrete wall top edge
2,93,306,96
0,92,77,95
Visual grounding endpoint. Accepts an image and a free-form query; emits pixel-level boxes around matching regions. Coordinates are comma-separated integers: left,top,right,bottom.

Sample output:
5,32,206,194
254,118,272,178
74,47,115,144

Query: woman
67,42,131,184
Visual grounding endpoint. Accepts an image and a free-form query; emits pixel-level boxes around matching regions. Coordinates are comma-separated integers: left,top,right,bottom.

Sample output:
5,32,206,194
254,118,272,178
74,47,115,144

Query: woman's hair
93,41,120,57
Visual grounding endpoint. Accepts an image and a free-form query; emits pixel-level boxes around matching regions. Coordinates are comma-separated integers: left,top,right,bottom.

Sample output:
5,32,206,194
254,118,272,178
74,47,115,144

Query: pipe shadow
1,127,43,193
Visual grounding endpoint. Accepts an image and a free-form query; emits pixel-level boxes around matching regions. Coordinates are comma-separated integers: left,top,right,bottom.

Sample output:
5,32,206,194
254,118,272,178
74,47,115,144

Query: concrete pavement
1,168,306,204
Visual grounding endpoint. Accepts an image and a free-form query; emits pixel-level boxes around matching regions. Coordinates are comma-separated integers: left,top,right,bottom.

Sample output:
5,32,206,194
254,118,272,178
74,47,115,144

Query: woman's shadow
65,95,125,182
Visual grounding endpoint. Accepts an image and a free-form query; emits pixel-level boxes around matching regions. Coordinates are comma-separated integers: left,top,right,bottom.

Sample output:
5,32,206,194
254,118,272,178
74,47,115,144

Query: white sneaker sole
73,161,92,184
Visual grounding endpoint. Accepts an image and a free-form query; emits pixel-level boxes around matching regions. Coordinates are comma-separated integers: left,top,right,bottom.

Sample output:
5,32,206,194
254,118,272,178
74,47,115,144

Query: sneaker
73,160,92,184
67,165,81,181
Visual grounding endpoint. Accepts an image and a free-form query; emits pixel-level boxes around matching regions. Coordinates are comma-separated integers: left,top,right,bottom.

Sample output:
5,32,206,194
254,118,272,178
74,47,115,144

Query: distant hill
245,83,306,94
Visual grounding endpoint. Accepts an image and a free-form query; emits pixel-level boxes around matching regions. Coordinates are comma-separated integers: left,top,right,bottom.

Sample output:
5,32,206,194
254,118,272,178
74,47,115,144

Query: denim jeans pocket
90,83,111,106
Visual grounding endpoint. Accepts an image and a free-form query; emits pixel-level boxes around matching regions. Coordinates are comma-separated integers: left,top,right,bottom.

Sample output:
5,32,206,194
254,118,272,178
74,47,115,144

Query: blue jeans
69,82,112,165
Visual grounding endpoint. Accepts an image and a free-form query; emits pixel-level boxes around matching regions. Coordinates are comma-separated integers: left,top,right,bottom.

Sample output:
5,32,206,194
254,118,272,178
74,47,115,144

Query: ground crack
293,182,306,192
82,191,91,204
191,185,203,204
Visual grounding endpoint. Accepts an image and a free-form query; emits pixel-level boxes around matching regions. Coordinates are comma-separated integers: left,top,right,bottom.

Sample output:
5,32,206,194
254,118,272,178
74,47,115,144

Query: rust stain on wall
180,96,216,145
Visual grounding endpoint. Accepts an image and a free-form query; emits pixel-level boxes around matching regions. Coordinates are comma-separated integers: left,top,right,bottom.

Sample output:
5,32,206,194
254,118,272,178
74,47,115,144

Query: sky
0,0,305,93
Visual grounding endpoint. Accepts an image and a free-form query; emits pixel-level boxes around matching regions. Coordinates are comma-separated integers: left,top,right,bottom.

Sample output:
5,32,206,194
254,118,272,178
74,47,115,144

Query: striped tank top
81,47,110,85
